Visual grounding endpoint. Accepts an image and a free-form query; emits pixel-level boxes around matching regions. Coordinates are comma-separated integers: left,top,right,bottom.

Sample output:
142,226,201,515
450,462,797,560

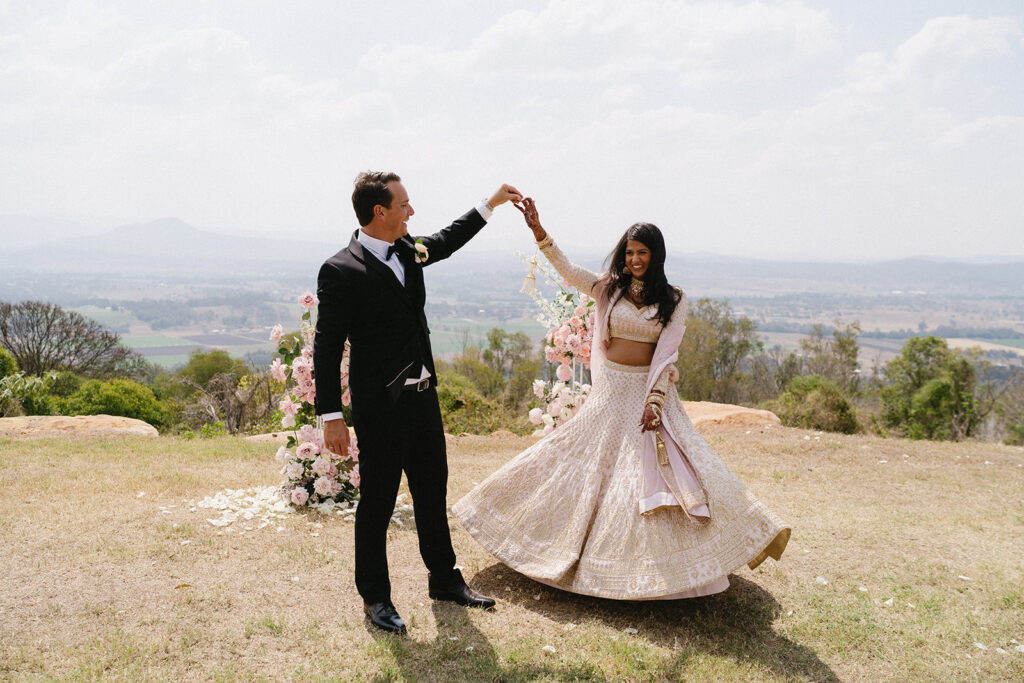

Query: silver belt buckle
416,377,429,392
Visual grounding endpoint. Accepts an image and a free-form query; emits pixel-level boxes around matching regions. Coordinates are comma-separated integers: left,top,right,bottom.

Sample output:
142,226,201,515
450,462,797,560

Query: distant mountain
0,217,339,275
2,216,1022,296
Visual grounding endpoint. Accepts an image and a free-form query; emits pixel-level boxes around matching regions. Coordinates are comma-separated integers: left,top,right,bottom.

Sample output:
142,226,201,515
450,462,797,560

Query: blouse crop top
608,298,661,343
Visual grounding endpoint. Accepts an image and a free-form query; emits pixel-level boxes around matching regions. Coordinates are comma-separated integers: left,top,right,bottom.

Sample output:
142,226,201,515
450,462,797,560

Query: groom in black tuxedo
313,171,522,634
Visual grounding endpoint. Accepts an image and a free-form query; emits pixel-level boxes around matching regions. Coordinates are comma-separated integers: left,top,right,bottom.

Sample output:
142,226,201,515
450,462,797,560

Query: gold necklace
629,277,645,298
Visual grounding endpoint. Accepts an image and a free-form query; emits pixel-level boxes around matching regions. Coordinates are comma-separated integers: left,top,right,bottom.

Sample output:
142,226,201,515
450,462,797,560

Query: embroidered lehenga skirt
453,359,791,600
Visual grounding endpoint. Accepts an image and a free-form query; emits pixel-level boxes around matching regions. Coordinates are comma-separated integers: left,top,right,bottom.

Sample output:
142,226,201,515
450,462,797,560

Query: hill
1,424,1021,680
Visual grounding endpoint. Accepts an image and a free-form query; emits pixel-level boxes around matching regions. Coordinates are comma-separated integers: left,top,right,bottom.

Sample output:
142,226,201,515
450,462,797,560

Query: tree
177,349,250,388
179,372,276,434
0,301,137,377
675,298,763,404
800,321,861,395
880,336,992,441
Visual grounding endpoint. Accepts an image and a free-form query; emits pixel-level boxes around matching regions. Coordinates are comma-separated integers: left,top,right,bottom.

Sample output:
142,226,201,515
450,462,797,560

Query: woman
452,198,790,600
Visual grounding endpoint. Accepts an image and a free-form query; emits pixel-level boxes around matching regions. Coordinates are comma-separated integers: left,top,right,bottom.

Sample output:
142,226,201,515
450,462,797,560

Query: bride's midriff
605,337,656,366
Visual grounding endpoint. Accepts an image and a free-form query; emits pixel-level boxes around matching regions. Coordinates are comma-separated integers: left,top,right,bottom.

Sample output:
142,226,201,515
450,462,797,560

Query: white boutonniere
414,239,429,264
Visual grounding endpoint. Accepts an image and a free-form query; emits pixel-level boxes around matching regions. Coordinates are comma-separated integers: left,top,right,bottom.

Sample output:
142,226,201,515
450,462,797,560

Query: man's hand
487,183,524,209
323,418,351,456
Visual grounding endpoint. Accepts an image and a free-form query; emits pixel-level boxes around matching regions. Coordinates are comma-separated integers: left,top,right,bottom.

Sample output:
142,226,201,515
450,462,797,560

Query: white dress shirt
322,202,493,422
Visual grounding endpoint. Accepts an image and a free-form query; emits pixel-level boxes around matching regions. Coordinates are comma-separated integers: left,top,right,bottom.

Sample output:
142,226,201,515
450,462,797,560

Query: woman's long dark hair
604,222,681,327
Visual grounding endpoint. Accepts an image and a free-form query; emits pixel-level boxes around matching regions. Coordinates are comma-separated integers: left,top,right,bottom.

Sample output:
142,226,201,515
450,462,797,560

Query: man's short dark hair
352,171,401,227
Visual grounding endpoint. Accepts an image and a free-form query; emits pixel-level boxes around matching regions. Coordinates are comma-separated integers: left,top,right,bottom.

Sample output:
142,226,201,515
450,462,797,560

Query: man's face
378,181,414,240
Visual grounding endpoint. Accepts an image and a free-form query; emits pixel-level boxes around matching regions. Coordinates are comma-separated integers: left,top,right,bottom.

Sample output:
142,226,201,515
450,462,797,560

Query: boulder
0,415,159,438
682,401,780,429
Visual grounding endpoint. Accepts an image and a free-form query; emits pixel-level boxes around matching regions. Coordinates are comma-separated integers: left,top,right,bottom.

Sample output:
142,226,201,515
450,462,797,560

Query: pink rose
301,345,313,359
313,476,334,496
544,347,557,363
298,291,319,310
543,424,554,435
291,359,312,382
283,462,304,479
299,442,321,460
290,487,309,506
347,442,359,462
341,388,351,407
547,399,562,417
281,414,296,428
271,358,288,383
553,334,565,348
274,446,289,464
348,465,361,487
279,396,300,417
529,407,544,424
555,364,573,382
269,324,284,344
574,305,587,317
297,424,317,443
311,456,333,477
569,316,582,329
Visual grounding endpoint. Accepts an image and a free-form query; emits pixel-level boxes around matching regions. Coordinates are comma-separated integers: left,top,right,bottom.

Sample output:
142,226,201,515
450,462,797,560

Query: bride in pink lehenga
453,198,790,600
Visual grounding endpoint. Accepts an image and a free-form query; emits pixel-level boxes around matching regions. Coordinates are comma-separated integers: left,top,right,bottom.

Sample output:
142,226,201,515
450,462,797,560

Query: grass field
1,426,1022,681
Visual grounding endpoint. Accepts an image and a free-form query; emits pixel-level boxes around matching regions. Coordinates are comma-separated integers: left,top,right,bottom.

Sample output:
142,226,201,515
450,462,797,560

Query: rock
682,401,781,429
0,415,158,438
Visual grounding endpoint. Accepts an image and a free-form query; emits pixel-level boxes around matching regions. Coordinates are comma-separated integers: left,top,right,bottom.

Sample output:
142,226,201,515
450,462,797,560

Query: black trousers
351,386,459,604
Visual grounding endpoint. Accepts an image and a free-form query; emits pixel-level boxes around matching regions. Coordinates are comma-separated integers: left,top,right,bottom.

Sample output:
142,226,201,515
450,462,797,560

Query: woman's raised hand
513,197,546,241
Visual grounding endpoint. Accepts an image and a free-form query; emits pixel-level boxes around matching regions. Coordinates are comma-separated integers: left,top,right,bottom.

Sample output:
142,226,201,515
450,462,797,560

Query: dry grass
1,427,1022,682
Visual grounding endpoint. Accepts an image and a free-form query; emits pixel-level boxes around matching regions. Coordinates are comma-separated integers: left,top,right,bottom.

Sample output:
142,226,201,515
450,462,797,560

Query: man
313,171,522,635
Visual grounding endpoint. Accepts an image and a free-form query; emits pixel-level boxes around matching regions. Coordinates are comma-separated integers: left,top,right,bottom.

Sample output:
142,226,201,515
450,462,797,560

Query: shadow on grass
363,602,607,682
466,563,839,682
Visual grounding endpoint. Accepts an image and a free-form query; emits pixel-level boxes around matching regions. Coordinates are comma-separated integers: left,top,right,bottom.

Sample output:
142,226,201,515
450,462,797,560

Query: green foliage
676,299,763,403
43,371,83,398
772,375,861,434
178,349,250,388
1005,423,1024,446
199,421,228,438
880,336,980,441
0,346,17,379
799,321,862,395
436,371,528,435
62,378,168,428
0,373,53,417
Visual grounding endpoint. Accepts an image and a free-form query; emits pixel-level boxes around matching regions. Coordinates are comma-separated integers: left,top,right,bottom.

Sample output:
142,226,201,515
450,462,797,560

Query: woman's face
624,239,652,279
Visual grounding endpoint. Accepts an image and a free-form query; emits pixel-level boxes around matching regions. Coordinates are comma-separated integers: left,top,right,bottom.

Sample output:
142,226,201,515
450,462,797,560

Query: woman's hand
640,404,661,432
513,197,546,241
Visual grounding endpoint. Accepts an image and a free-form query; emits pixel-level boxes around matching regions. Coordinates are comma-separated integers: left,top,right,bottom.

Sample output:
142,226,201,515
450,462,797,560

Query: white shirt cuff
475,200,493,221
321,412,344,422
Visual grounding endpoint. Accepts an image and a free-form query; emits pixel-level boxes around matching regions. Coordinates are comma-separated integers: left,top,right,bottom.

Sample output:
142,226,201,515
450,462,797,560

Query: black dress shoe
363,601,407,635
429,583,496,609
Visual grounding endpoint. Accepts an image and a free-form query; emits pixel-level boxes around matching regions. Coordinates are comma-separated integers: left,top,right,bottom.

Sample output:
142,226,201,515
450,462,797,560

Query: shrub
773,374,861,434
436,371,528,435
0,373,53,417
0,347,17,379
43,371,83,398
62,378,168,428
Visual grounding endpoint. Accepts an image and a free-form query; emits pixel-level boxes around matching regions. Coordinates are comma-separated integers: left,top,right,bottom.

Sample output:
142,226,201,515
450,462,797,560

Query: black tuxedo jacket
313,208,486,418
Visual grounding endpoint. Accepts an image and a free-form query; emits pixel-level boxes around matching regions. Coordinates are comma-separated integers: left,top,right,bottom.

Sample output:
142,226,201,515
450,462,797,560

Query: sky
1,0,1022,261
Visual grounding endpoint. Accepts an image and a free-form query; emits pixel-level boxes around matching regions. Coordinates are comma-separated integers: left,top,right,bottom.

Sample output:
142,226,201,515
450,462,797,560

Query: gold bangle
535,235,552,249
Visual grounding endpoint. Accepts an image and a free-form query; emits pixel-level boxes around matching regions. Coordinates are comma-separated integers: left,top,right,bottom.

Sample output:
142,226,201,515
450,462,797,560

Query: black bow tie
386,241,405,260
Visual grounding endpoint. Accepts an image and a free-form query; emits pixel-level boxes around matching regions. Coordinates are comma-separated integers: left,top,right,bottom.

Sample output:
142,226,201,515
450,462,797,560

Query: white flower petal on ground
291,576,300,582
878,460,888,464
542,645,557,653
815,576,828,585
883,598,894,606
958,575,972,581
448,636,459,641
136,491,145,498
1015,644,1024,653
465,646,474,652
996,648,1008,655
975,642,987,650
623,627,638,634
858,586,868,592
786,610,793,616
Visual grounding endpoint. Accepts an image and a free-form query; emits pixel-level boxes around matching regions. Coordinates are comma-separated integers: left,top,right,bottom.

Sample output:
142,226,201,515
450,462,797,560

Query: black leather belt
403,378,430,392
